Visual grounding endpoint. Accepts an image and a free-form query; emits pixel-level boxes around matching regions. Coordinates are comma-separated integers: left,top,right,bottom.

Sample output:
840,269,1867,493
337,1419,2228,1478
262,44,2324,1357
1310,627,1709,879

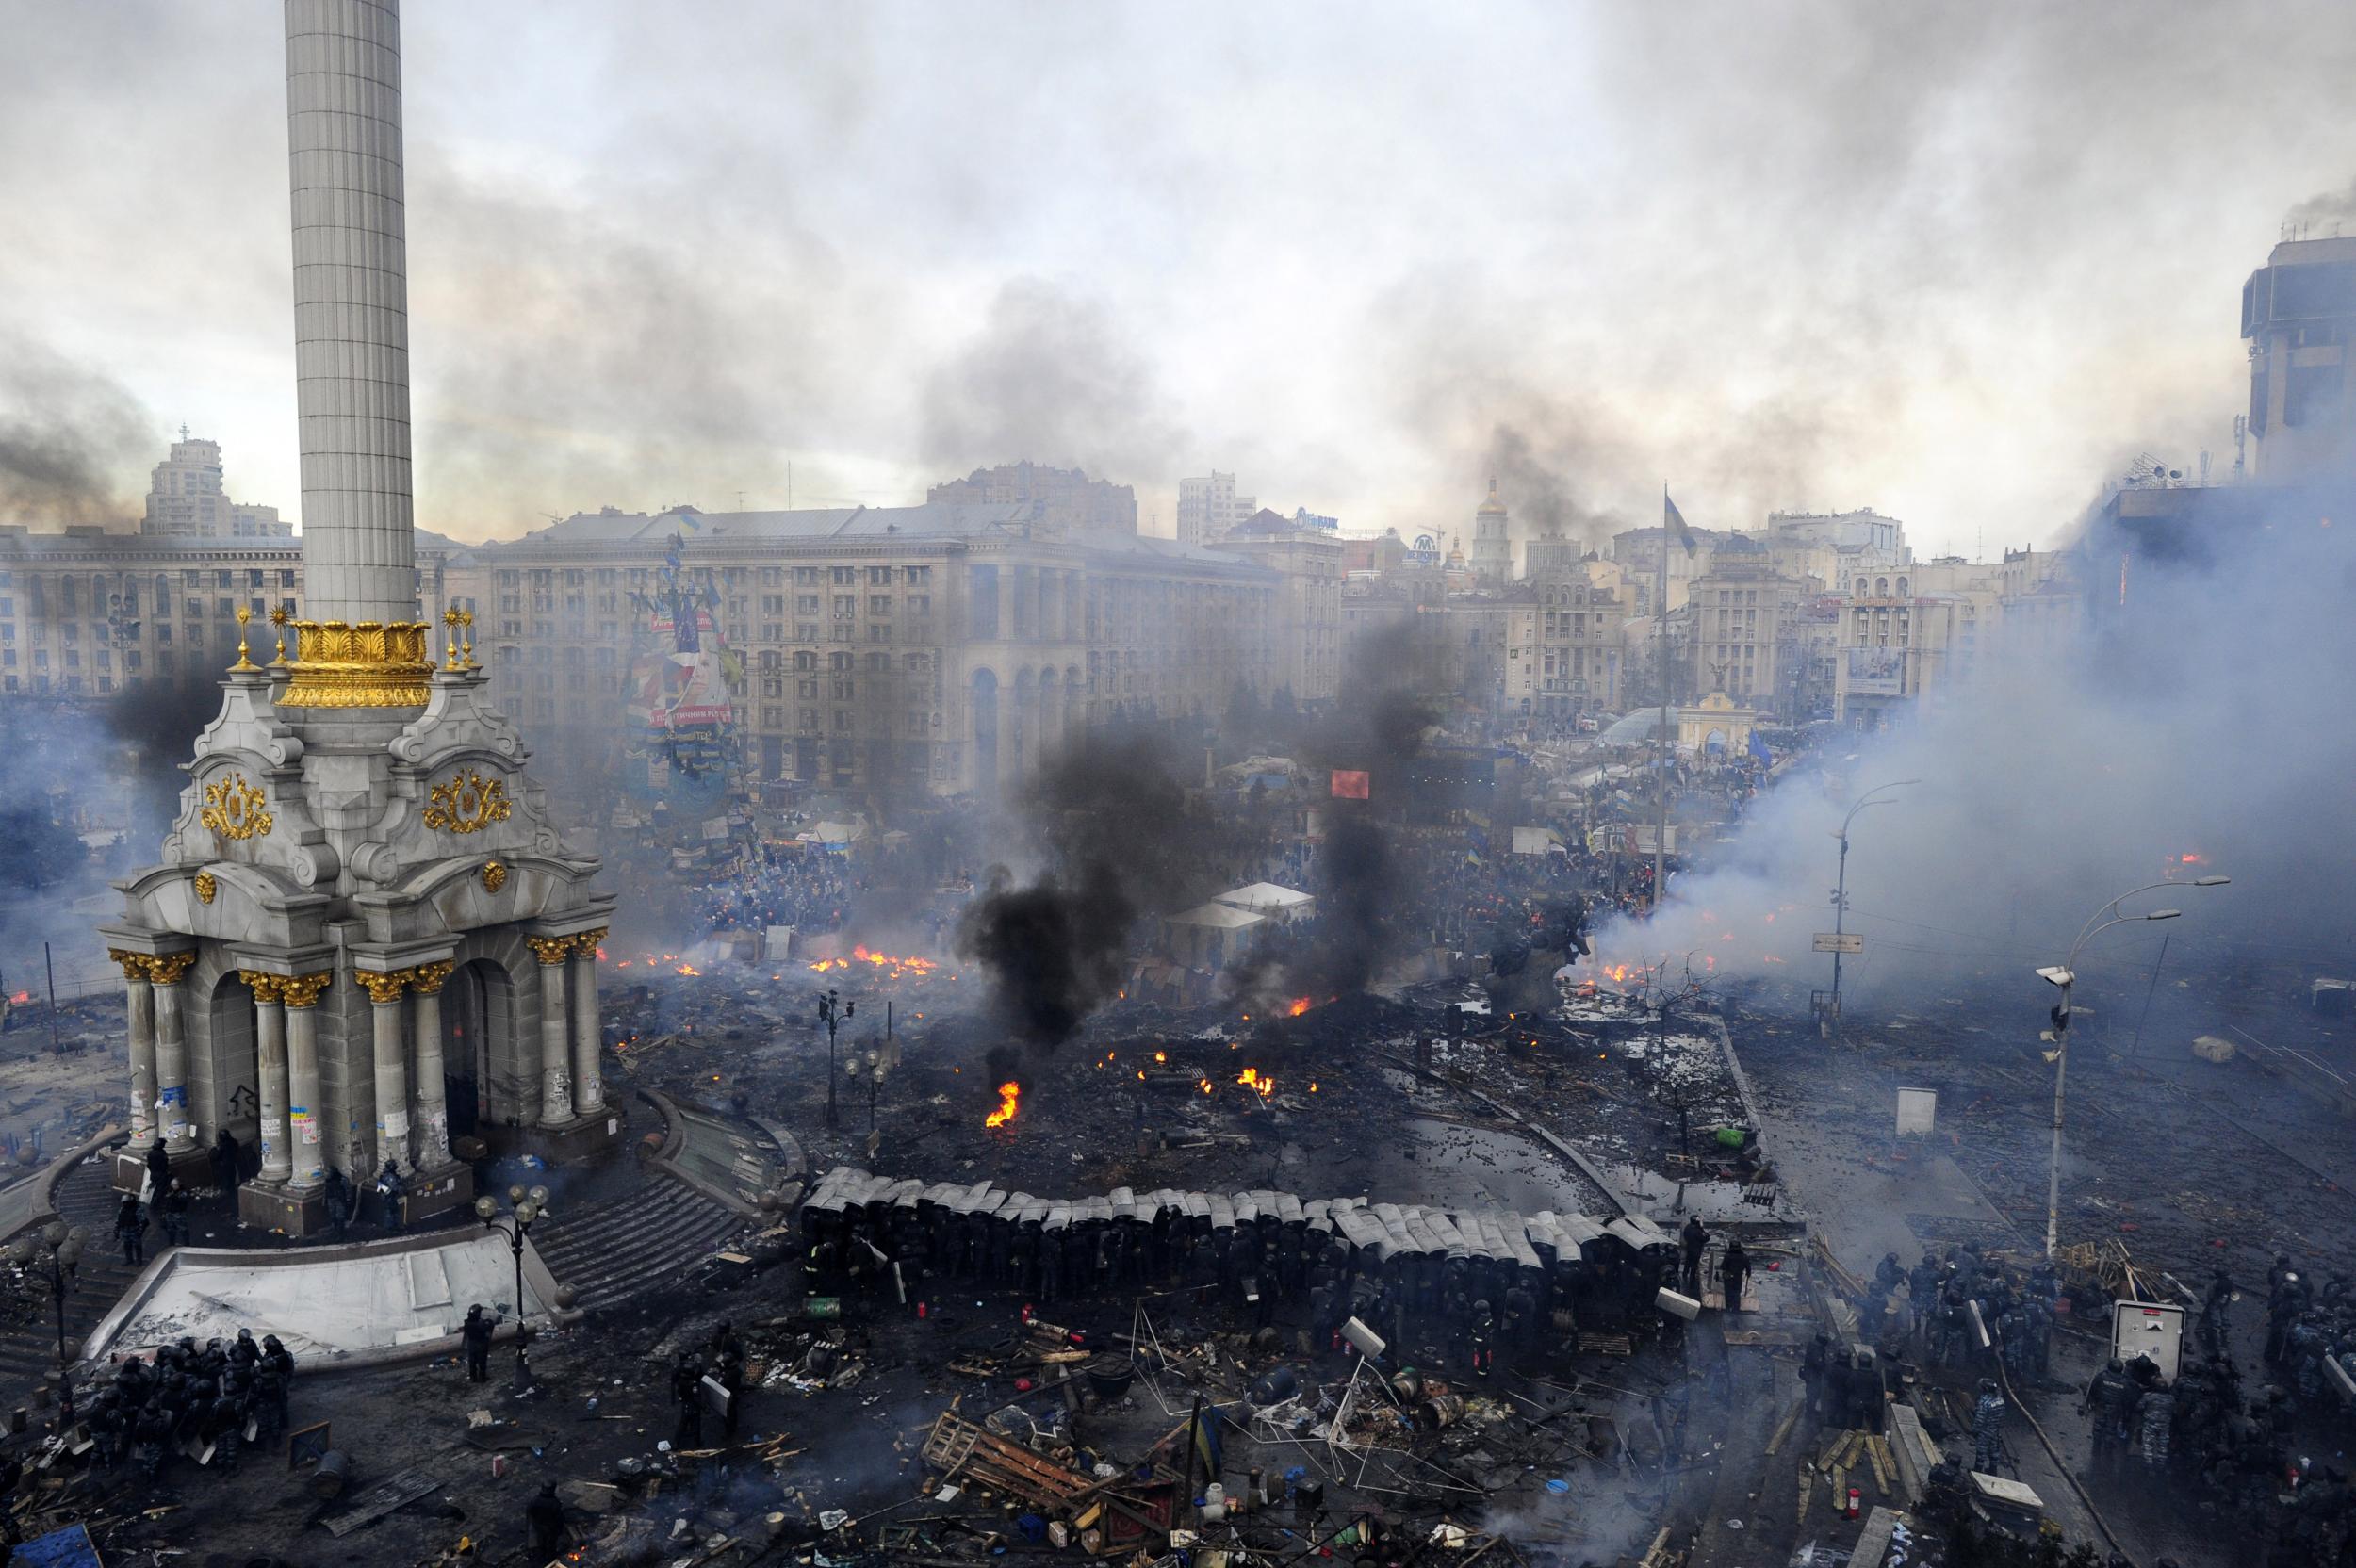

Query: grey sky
7,2,2356,554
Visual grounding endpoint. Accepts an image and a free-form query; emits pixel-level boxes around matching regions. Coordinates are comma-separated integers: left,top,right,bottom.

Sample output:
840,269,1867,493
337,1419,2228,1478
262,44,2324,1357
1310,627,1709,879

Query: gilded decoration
193,871,218,905
276,619,434,709
424,768,514,835
238,971,285,1005
407,959,455,996
353,969,409,1005
199,774,273,841
146,953,198,986
572,927,609,957
482,859,509,893
269,605,291,665
277,972,333,1009
524,936,574,967
230,606,258,672
107,949,148,982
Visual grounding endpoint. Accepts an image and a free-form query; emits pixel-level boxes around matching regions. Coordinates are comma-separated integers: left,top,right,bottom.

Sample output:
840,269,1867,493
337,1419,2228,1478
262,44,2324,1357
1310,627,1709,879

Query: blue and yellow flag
1664,491,1698,555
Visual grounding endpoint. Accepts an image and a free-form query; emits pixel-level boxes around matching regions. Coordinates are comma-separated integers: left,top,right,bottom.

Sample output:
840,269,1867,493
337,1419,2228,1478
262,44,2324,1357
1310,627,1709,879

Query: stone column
355,970,411,1173
280,972,332,1189
568,932,607,1118
408,960,454,1168
526,938,576,1125
149,952,198,1153
243,973,291,1184
110,951,156,1148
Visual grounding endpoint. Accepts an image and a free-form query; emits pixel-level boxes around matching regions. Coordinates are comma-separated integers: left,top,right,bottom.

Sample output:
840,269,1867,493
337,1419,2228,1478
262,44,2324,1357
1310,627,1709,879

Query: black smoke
0,334,152,526
956,730,1251,1048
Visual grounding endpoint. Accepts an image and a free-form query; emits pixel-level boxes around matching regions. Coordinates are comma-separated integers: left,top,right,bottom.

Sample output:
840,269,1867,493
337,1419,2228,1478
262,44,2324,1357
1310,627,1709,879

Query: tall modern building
98,0,615,1235
2242,237,2356,484
142,431,291,538
1175,471,1254,547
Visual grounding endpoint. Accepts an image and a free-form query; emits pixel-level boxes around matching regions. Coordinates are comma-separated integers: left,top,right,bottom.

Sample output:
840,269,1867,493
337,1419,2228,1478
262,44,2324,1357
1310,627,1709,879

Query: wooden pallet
922,1413,1097,1509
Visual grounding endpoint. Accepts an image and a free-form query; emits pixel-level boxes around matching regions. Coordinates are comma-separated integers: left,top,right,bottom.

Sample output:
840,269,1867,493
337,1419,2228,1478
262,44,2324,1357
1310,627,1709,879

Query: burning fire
675,963,700,976
809,944,941,979
1286,997,1313,1017
985,1081,1021,1128
1237,1068,1274,1098
7,991,26,1005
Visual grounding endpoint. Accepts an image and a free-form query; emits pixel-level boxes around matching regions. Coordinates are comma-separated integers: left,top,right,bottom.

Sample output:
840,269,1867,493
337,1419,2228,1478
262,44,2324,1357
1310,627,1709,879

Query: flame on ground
809,944,940,980
985,1081,1021,1129
675,963,700,976
1286,997,1313,1017
1237,1067,1275,1098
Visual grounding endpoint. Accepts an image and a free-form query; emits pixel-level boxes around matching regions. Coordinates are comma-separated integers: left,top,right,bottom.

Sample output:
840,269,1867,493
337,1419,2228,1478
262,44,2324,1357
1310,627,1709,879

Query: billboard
1845,646,1906,696
1330,769,1371,800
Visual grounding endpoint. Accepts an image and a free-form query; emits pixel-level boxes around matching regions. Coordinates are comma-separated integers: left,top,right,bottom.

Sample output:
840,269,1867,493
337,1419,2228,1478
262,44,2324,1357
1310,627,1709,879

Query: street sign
1812,933,1864,955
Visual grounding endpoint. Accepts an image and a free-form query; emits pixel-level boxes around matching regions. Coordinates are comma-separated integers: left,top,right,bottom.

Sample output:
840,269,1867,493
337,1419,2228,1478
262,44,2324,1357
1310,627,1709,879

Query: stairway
528,1176,745,1315
0,1158,148,1397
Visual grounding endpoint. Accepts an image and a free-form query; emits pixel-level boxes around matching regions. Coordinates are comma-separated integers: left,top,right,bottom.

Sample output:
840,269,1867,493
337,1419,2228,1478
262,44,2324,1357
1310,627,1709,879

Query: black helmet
262,1334,283,1351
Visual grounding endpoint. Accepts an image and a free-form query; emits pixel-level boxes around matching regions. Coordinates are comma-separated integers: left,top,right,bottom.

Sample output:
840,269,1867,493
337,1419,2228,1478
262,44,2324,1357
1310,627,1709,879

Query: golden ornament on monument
199,774,273,841
193,871,218,905
276,619,434,709
482,859,509,893
423,768,514,834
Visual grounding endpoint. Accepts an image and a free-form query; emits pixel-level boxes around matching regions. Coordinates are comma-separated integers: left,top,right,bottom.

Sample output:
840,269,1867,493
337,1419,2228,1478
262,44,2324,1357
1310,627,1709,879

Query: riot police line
799,1168,1684,1356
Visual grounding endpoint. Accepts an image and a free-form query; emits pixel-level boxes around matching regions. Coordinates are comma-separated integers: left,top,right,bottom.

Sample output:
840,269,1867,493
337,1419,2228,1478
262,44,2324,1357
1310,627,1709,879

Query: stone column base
481,1107,626,1167
113,1146,214,1198
401,1162,478,1226
237,1181,327,1236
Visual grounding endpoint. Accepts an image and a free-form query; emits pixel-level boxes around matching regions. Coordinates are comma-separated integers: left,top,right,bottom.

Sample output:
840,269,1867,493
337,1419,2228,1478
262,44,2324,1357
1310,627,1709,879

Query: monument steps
529,1178,744,1314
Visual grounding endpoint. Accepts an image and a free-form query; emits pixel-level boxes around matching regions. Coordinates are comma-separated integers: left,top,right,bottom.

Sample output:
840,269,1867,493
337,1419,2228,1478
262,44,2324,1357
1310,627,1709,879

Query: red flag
1330,769,1370,800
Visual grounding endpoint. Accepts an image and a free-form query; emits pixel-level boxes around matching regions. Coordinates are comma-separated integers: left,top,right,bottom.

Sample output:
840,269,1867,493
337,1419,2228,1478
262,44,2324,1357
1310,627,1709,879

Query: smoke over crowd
1595,490,2356,1013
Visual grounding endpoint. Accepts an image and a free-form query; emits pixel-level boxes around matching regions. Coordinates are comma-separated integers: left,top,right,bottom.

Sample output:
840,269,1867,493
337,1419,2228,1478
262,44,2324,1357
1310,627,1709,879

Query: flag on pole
1190,1399,1223,1478
1663,491,1698,555
1747,730,1773,765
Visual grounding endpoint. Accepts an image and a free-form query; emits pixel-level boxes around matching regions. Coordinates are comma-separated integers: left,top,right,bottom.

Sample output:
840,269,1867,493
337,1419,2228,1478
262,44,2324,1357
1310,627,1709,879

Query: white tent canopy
1213,881,1317,919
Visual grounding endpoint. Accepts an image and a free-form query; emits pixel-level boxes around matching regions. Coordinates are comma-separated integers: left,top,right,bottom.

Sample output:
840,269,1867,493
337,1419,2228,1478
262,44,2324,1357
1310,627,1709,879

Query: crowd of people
84,1329,295,1482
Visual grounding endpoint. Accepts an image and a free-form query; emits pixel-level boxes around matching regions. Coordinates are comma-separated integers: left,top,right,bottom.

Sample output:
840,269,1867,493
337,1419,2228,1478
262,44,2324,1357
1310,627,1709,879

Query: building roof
1476,482,1508,516
1213,881,1315,912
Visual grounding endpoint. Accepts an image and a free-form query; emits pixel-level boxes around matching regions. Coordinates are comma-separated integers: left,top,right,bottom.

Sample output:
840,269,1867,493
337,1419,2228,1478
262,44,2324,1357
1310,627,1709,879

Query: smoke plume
0,334,152,526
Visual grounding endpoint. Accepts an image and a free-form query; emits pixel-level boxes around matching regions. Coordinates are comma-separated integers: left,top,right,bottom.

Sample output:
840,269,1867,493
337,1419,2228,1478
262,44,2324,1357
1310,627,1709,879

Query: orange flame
808,944,940,980
675,963,700,976
1286,997,1313,1017
985,1081,1021,1128
1237,1067,1275,1098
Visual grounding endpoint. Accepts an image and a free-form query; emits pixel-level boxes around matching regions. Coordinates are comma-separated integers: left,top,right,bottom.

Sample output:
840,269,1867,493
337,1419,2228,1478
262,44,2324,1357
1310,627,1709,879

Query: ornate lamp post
818,989,854,1128
475,1184,549,1392
11,1222,85,1425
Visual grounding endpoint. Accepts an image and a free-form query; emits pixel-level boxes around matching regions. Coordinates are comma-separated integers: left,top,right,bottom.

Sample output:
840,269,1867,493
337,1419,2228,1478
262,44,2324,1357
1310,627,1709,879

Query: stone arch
1038,665,1062,760
442,929,538,1139
971,666,1000,797
197,966,259,1152
1012,666,1037,779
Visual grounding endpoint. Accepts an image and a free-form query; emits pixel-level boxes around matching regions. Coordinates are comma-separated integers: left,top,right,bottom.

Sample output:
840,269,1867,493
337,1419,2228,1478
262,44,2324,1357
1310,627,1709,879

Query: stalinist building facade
98,0,616,1232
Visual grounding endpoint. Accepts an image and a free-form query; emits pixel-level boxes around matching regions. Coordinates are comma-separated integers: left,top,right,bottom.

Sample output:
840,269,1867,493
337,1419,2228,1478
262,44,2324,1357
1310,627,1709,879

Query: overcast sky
7,2,2356,557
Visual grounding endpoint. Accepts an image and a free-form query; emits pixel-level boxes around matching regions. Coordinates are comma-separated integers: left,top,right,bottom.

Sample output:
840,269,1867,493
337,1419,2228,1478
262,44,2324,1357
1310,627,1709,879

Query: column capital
525,936,574,967
570,928,609,956
353,968,409,1005
239,971,286,1005
406,958,456,995
147,952,198,986
278,971,334,1009
109,949,153,982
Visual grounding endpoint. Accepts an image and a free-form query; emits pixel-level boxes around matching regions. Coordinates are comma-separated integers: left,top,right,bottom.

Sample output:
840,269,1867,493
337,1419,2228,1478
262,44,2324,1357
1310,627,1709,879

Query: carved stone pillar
526,937,576,1124
280,971,332,1189
149,952,198,1152
355,969,411,1173
408,959,455,1168
242,972,291,1184
567,931,607,1117
111,951,156,1148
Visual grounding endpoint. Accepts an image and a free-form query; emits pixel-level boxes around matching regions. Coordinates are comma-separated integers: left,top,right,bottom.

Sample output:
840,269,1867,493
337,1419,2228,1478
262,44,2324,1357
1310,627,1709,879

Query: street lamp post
818,989,854,1129
1826,780,1919,1031
10,1222,85,1426
475,1184,549,1393
2037,874,2230,1256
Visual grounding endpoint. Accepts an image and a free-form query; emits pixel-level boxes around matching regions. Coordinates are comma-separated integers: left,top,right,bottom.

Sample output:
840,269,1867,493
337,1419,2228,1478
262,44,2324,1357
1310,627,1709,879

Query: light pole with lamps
475,1184,549,1392
1825,779,1919,1031
10,1222,85,1426
818,989,854,1129
2036,874,2230,1256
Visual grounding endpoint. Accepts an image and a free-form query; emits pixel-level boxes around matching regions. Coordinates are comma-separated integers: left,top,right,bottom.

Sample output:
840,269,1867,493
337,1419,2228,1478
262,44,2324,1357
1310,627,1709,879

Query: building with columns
97,0,616,1233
